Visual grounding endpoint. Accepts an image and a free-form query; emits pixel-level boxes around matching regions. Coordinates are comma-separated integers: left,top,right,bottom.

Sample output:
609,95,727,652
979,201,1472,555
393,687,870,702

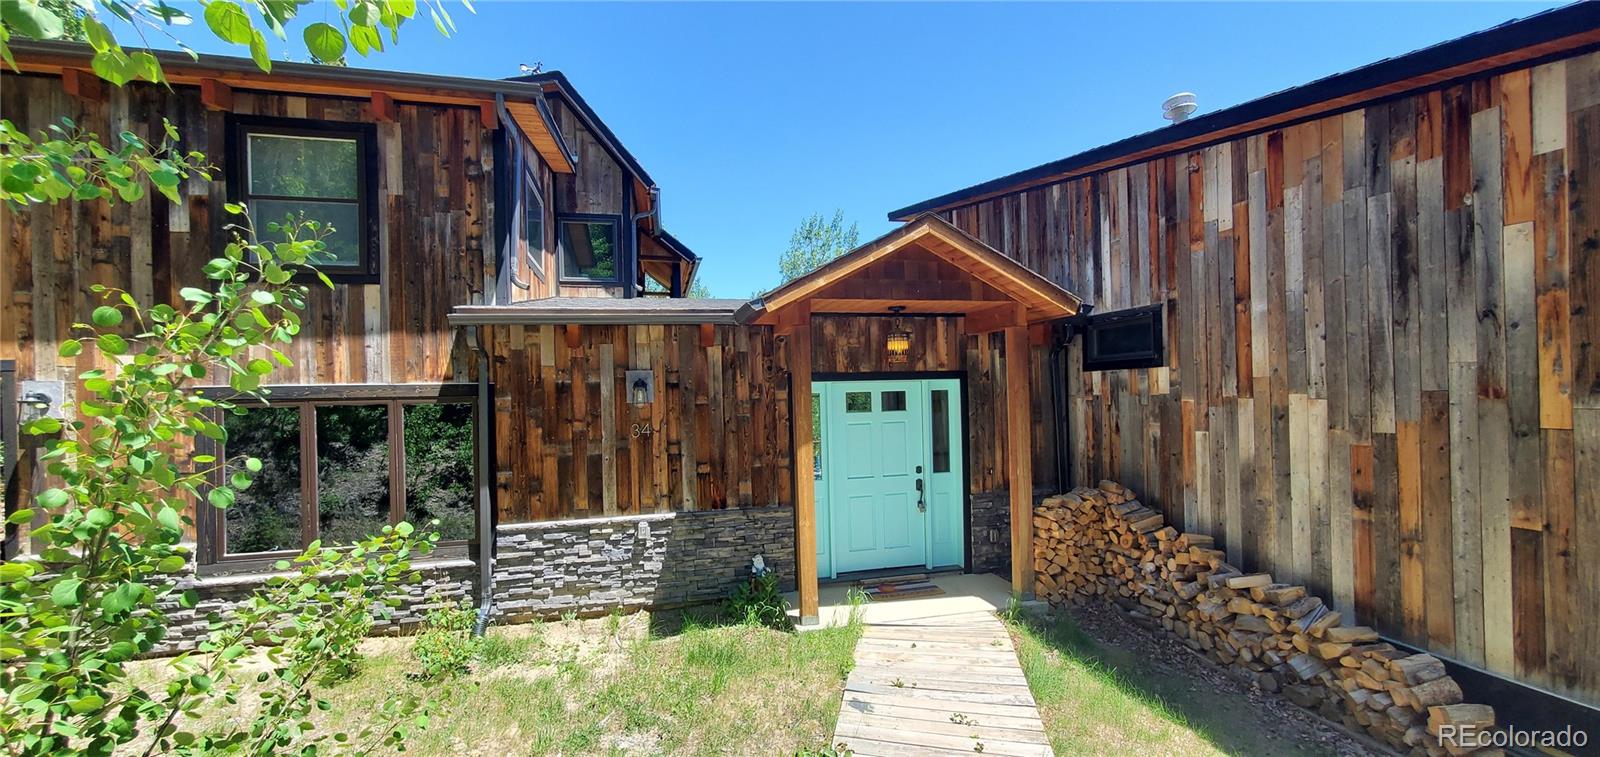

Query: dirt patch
1047,602,1393,756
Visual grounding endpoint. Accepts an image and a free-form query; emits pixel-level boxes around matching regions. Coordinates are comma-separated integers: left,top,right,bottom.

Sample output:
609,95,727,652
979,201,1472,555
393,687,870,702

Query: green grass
132,611,862,756
1005,609,1335,757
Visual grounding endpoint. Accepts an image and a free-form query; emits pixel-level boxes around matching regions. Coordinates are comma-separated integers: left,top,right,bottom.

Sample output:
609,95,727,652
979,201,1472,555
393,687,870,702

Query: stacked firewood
1033,482,1500,757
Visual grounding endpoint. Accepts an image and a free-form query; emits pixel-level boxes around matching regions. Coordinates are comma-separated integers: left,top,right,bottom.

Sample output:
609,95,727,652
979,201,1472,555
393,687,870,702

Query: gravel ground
1047,601,1395,757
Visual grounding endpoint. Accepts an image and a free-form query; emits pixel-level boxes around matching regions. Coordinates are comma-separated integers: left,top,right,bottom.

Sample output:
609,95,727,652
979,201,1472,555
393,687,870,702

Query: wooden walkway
832,610,1053,756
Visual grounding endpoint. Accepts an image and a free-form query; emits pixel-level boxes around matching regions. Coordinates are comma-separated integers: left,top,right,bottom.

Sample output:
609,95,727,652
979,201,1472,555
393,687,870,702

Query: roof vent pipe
1162,92,1198,124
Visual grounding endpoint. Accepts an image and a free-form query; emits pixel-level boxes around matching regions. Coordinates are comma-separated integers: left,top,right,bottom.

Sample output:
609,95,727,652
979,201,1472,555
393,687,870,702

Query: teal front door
813,379,965,578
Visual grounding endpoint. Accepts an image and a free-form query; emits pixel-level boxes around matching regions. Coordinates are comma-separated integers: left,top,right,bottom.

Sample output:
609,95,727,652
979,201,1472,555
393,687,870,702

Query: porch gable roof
739,214,1082,330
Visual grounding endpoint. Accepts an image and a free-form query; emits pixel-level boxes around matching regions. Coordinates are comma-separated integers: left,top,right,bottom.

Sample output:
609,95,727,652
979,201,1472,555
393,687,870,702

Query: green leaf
0,561,35,581
157,505,181,531
97,333,129,355
203,0,255,44
250,289,276,305
245,456,263,473
22,417,61,435
249,29,271,72
207,487,236,509
36,488,69,508
91,305,123,327
157,555,187,572
1,0,67,39
67,694,105,714
302,22,346,62
6,509,34,525
58,338,83,357
51,577,84,607
84,508,114,528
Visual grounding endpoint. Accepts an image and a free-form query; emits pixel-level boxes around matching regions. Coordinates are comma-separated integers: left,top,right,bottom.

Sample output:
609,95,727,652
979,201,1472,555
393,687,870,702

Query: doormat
860,579,945,601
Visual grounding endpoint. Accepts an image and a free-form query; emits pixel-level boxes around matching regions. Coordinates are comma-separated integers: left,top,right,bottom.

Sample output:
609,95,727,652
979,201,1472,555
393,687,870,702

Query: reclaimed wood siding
941,52,1600,705
488,323,792,521
1,73,497,538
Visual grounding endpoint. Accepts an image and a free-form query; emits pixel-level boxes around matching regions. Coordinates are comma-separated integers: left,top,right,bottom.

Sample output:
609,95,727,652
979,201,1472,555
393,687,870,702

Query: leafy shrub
412,602,481,680
729,570,790,629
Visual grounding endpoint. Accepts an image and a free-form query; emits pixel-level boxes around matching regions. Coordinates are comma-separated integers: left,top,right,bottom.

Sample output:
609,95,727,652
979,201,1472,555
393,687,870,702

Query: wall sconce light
17,380,65,423
886,330,912,364
624,370,654,405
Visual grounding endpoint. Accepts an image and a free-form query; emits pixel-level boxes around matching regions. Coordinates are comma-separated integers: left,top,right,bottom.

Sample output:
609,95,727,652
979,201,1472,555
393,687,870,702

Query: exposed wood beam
1005,324,1034,599
790,307,819,625
200,78,233,111
811,277,1012,303
563,323,582,349
772,300,810,336
810,298,1016,315
479,102,498,131
60,68,103,101
370,91,397,122
964,303,1027,334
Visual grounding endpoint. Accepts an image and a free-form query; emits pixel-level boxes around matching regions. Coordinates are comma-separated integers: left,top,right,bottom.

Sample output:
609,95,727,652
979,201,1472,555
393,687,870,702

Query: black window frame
225,114,381,285
520,163,546,281
556,212,622,284
1080,304,1166,372
195,385,477,574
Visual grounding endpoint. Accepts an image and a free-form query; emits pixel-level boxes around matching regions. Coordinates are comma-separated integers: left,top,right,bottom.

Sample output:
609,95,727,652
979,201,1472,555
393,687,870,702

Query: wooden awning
741,214,1082,332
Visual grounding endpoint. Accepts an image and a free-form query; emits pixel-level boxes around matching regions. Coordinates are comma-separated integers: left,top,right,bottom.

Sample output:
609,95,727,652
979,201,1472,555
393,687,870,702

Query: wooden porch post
788,308,820,624
1005,323,1035,599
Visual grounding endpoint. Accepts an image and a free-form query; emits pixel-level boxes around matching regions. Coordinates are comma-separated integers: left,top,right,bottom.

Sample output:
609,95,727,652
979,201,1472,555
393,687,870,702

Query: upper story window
521,166,545,279
558,214,619,283
228,116,379,283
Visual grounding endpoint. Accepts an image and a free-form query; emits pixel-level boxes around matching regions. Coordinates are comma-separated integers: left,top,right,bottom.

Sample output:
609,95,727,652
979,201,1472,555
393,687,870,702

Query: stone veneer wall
1034,481,1500,756
153,558,478,655
491,505,796,621
149,505,797,653
969,491,1011,576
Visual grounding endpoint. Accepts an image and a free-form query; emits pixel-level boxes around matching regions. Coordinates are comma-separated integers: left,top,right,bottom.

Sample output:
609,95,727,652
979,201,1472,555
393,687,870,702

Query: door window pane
811,393,823,480
247,133,358,198
881,390,907,412
404,402,476,540
223,406,303,554
931,389,951,473
845,391,871,413
315,405,391,545
248,199,362,266
559,219,618,280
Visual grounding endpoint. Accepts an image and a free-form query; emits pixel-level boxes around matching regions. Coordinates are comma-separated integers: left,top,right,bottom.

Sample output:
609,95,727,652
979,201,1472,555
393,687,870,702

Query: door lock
915,477,926,512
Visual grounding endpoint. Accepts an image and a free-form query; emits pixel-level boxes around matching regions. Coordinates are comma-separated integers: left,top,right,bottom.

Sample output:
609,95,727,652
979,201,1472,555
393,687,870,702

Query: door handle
915,477,925,512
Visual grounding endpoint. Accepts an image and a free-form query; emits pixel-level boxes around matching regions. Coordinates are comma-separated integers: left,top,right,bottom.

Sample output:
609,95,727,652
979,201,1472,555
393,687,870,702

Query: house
2,0,1598,728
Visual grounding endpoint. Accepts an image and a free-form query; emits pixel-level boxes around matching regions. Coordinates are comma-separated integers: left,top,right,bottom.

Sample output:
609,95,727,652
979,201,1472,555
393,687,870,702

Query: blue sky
166,1,1560,297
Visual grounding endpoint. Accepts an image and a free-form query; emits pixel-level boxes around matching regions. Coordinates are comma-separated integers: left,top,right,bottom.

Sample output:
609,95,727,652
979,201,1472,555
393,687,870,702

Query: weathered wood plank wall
487,323,793,521
0,73,505,541
941,51,1600,705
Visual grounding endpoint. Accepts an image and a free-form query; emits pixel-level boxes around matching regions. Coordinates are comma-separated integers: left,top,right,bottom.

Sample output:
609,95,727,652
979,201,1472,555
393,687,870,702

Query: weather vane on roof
519,62,543,75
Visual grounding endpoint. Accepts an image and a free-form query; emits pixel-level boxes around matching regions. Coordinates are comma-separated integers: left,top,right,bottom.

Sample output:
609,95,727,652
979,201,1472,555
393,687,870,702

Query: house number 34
631,422,661,438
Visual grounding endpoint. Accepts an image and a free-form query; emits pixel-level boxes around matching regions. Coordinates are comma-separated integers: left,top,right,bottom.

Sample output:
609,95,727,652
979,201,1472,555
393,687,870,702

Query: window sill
197,542,471,579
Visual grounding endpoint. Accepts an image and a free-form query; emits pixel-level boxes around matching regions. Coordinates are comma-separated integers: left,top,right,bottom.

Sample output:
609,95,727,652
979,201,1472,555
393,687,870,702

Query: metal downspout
466,325,496,635
1050,321,1074,492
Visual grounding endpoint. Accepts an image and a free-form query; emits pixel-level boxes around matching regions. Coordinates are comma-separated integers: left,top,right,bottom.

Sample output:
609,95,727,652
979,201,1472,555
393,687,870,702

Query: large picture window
206,388,476,568
558,214,620,283
228,116,378,283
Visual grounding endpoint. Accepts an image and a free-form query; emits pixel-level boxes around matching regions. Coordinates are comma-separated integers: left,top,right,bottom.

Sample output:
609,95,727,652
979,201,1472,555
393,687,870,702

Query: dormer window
558,214,620,283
